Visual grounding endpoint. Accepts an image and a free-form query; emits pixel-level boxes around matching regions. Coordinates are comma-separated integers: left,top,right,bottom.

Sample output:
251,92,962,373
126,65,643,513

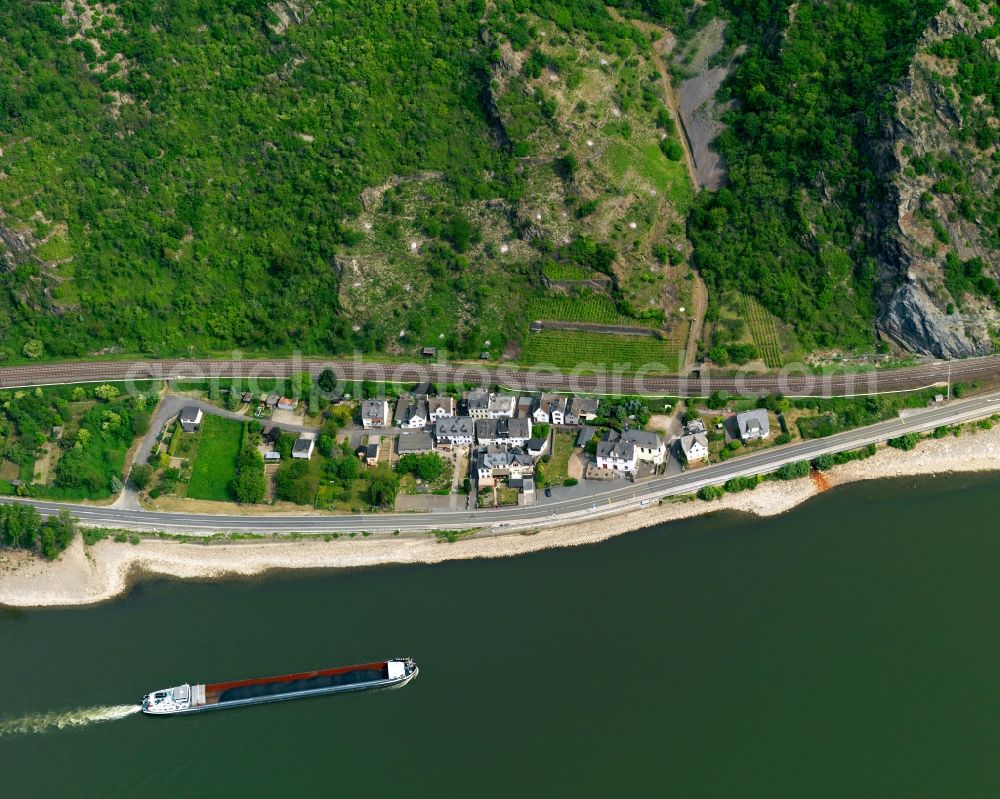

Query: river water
3,473,1000,797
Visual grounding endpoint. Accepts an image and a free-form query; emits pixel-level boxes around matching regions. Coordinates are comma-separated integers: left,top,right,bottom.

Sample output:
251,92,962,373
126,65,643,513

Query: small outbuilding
292,437,315,460
179,406,203,433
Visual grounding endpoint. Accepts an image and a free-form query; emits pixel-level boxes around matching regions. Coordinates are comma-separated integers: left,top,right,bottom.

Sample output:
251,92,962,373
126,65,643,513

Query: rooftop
397,431,435,453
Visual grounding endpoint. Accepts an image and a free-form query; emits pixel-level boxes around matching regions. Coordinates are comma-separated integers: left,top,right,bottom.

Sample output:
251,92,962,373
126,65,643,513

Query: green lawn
543,431,576,485
497,486,520,506
186,415,243,501
316,478,367,512
603,141,693,210
34,234,72,262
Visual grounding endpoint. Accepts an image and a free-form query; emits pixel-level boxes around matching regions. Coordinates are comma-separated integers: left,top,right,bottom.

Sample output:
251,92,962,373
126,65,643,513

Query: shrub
724,475,759,492
659,138,683,161
94,384,120,401
131,464,154,490
888,433,920,451
563,478,578,487
775,460,810,480
813,454,835,471
82,528,108,546
697,485,725,501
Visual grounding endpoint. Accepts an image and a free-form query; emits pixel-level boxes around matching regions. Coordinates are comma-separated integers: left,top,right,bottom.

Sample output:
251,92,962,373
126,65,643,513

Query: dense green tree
318,369,338,394
274,459,316,505
0,505,76,559
131,464,154,490
397,453,446,481
366,470,400,509
232,445,266,504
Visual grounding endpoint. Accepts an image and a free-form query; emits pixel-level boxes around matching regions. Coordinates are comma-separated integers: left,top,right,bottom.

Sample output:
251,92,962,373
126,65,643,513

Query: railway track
0,355,997,397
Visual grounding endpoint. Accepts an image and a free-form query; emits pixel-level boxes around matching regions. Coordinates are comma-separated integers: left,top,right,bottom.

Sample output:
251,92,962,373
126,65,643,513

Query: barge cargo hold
141,658,417,715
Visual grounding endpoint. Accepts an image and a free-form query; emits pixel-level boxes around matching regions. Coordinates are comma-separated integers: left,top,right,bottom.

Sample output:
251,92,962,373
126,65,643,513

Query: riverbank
2,425,999,608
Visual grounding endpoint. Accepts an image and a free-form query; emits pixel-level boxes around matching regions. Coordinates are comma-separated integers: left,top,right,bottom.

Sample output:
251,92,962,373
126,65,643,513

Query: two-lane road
4,389,1000,536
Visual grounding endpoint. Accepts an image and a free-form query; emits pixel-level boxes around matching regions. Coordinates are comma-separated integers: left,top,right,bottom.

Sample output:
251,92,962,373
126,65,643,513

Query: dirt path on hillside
684,268,708,368
610,10,708,370
611,11,700,194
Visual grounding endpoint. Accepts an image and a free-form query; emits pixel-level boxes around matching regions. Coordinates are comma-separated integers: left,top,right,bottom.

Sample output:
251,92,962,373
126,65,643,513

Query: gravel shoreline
3,426,1000,608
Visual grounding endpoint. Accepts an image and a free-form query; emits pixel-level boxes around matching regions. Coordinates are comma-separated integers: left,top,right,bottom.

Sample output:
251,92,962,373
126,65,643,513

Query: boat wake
0,704,140,738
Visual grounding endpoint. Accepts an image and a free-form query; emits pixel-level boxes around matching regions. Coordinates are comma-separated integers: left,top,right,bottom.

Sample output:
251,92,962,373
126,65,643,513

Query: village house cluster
171,383,782,510
357,388,668,496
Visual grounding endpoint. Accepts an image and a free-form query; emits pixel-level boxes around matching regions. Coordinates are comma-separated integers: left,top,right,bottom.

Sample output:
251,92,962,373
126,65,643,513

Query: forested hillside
877,0,1000,358
689,0,949,352
0,0,510,359
0,0,993,365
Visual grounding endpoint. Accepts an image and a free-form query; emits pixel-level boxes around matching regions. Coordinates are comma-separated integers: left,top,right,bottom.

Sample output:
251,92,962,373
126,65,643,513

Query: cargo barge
141,658,417,715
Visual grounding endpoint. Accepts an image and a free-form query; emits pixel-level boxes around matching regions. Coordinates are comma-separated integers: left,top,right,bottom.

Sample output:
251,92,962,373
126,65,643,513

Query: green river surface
3,472,1000,797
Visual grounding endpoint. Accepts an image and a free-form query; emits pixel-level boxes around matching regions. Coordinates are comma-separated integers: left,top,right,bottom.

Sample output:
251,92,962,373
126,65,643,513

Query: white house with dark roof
533,393,567,425
362,435,380,466
464,388,491,419
427,396,455,422
595,428,666,474
292,436,315,460
475,417,532,448
487,394,517,419
179,406,203,433
360,399,391,429
621,429,666,466
565,396,599,424
434,416,476,446
394,397,428,429
525,436,549,459
737,409,771,442
596,432,636,473
679,432,709,463
474,445,534,487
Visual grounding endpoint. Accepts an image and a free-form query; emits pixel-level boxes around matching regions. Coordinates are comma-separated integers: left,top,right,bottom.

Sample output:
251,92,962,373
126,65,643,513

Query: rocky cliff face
875,0,1000,358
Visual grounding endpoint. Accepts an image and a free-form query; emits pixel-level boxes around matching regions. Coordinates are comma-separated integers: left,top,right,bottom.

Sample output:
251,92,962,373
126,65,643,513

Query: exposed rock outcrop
879,281,992,358
267,1,312,36
875,0,1000,358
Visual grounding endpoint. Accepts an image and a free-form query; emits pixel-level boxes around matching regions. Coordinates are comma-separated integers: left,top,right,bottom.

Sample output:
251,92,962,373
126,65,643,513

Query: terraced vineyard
541,263,599,281
521,328,685,371
742,295,783,368
527,296,659,328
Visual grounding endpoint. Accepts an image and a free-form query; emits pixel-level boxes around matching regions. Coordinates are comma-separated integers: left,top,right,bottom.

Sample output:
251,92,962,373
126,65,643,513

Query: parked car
544,487,552,498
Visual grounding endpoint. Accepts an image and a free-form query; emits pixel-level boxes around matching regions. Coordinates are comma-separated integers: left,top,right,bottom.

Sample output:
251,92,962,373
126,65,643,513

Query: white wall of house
682,442,709,462
633,443,666,466
596,453,637,473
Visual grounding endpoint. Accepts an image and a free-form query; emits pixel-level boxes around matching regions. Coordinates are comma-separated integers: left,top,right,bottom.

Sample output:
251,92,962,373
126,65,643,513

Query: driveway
114,392,323,509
